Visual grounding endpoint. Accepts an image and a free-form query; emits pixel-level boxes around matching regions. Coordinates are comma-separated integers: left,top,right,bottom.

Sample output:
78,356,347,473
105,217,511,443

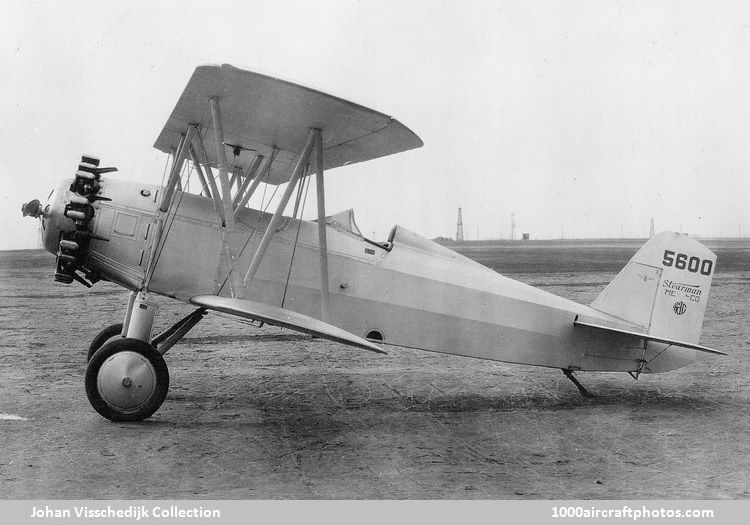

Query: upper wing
574,315,725,355
154,64,423,185
190,295,385,354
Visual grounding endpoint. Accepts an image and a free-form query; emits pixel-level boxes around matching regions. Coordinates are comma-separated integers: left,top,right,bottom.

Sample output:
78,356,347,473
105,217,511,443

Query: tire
87,323,124,362
85,337,169,422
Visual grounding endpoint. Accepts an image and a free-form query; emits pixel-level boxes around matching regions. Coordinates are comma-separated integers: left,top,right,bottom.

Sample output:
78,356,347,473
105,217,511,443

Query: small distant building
522,233,530,241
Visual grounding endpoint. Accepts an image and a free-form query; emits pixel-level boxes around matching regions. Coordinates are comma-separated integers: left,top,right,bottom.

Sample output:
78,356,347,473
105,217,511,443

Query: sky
2,0,750,249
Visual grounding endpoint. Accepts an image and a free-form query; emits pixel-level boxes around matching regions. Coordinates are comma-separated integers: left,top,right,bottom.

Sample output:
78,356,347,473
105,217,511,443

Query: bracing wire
248,155,274,256
277,163,309,232
280,174,311,308
141,150,176,289
146,151,193,280
263,184,280,213
215,147,276,296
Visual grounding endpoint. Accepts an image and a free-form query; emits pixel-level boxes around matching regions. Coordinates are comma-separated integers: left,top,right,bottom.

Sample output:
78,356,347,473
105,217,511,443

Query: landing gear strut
562,369,596,398
84,291,206,421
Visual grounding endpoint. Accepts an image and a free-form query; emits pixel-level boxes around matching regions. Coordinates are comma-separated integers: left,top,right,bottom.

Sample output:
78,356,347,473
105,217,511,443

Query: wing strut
143,125,197,290
152,97,333,322
239,128,331,321
209,98,236,231
190,144,224,224
209,98,243,296
313,129,331,321
159,125,197,212
243,129,316,284
232,154,266,212
187,145,213,200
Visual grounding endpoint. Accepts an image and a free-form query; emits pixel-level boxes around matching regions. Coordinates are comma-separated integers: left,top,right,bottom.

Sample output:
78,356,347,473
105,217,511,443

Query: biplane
22,64,724,422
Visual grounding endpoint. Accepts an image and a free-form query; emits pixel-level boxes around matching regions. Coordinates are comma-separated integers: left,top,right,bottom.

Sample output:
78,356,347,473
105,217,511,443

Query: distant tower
456,207,464,242
510,213,516,241
649,218,655,238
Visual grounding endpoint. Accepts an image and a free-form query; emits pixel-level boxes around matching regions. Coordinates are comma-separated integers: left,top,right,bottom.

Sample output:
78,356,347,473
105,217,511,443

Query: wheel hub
97,350,157,411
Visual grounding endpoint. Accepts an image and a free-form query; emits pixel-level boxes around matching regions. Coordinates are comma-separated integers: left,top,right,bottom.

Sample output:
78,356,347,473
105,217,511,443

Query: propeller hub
21,200,43,218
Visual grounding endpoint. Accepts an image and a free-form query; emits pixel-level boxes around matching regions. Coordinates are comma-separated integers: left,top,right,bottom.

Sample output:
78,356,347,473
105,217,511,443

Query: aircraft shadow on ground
141,378,730,430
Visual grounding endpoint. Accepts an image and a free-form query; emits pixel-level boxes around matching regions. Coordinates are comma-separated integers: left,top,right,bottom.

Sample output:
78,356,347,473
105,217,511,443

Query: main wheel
87,323,124,362
85,337,169,422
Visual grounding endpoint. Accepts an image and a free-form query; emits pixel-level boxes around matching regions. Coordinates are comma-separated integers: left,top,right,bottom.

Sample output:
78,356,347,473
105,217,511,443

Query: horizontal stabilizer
574,315,725,355
190,295,385,354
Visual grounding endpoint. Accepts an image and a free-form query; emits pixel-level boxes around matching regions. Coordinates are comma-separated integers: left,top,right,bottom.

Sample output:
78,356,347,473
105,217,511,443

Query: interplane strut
148,98,332,320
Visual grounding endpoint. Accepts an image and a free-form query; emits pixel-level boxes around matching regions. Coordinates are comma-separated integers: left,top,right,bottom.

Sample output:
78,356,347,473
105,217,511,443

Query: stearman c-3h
22,64,724,421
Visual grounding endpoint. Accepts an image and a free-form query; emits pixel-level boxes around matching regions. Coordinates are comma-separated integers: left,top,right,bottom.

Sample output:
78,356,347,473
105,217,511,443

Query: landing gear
562,369,596,398
85,338,169,422
83,291,207,421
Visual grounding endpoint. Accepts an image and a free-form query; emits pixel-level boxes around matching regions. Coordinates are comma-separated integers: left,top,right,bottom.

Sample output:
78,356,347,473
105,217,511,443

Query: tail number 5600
662,250,713,275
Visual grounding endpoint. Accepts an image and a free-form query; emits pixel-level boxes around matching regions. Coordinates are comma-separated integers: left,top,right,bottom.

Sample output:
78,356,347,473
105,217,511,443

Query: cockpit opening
317,209,395,252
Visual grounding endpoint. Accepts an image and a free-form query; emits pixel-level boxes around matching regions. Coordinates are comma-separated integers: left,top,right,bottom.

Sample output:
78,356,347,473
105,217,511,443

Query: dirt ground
1,245,749,499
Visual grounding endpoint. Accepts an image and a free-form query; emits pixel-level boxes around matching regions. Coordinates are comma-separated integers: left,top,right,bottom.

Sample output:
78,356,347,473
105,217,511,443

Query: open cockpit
316,208,394,252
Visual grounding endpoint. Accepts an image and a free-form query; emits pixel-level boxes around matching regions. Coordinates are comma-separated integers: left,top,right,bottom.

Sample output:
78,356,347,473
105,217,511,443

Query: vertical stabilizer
591,232,716,344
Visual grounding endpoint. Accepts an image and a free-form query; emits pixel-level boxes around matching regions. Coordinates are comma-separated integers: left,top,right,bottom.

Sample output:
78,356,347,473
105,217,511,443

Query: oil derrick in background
650,218,655,238
456,207,464,242
511,213,516,241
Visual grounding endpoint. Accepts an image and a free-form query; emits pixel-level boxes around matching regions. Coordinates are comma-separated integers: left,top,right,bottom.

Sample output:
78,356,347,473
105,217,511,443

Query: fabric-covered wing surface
154,64,423,185
190,295,385,354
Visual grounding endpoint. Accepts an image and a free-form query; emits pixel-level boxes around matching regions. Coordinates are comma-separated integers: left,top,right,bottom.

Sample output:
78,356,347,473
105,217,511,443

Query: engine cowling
56,155,120,286
22,154,117,287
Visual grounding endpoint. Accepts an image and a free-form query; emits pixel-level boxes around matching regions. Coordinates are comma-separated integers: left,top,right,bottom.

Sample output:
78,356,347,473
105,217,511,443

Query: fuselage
41,177,695,374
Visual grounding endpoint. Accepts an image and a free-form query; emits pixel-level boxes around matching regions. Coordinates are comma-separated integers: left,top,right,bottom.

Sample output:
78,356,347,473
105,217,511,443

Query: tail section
591,232,716,344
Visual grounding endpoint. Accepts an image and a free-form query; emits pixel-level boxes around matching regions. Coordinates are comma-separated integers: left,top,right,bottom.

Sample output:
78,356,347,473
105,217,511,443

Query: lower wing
190,295,385,354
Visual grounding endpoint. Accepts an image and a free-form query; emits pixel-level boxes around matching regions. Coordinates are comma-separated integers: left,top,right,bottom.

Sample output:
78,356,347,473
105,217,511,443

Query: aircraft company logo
662,280,701,294
662,280,702,302
673,301,687,315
